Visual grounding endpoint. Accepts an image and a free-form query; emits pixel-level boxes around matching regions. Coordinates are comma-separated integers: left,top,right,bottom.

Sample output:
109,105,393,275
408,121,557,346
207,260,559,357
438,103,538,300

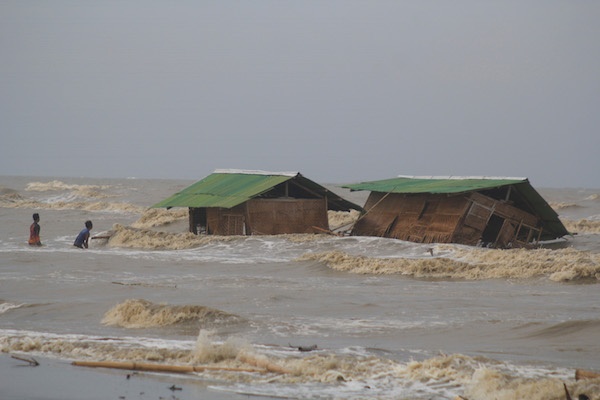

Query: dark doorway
189,208,207,234
481,214,504,246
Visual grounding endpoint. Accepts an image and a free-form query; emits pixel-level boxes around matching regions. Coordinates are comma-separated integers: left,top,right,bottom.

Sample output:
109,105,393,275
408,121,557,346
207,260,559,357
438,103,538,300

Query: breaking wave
106,224,237,250
523,319,600,339
130,208,188,229
0,197,144,213
26,180,115,200
585,194,600,201
0,301,26,315
327,210,360,231
299,247,600,282
25,180,111,193
0,188,25,203
104,224,327,251
550,202,580,210
101,299,244,329
0,180,140,212
562,218,600,234
1,330,595,400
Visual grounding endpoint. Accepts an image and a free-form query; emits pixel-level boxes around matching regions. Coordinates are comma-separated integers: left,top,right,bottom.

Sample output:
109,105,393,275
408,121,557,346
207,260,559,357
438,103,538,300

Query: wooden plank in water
576,368,600,380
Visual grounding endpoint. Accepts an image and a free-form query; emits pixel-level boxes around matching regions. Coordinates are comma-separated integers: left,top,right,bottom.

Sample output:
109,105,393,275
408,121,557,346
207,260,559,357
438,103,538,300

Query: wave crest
584,193,600,201
562,219,600,234
101,299,243,329
2,330,596,399
131,208,188,229
523,319,600,339
550,202,580,210
0,301,26,314
25,180,111,193
327,210,360,231
107,224,236,250
300,247,600,281
299,250,471,277
0,191,24,203
0,196,143,213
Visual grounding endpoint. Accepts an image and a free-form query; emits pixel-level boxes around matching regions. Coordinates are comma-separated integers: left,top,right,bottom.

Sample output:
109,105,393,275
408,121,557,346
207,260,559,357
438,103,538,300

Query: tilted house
343,176,568,248
153,169,362,236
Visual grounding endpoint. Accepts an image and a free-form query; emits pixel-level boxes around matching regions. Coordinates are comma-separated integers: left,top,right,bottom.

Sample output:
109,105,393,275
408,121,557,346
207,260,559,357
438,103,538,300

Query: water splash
101,299,244,329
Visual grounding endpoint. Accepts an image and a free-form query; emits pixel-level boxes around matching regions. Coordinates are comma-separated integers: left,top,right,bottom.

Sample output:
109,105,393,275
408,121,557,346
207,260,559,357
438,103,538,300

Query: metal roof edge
396,175,528,181
214,169,298,177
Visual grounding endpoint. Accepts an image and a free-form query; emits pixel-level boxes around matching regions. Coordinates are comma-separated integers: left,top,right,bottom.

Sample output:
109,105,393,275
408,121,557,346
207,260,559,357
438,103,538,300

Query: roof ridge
396,175,527,181
214,169,298,177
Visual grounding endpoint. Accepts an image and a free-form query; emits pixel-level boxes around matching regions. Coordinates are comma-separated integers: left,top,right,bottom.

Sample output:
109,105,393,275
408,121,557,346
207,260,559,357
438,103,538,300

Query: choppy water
1,175,599,399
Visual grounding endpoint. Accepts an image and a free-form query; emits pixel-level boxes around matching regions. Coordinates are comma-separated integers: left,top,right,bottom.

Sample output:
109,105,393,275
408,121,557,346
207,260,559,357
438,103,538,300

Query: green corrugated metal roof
153,170,361,211
343,176,527,194
153,173,293,209
343,176,568,239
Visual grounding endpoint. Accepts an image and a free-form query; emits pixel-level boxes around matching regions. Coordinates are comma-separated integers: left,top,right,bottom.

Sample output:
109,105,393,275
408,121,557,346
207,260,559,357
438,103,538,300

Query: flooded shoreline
1,176,599,399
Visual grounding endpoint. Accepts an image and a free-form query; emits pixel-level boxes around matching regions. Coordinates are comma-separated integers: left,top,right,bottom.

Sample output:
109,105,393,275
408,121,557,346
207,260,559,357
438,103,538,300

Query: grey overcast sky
1,1,599,188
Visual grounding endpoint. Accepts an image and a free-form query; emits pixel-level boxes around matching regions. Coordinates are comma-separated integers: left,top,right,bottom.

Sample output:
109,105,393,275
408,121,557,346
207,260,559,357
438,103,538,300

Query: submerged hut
153,169,362,236
343,176,568,248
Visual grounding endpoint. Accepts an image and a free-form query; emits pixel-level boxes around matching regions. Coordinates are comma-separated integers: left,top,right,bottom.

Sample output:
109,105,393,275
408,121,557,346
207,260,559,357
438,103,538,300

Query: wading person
74,220,93,249
28,213,42,246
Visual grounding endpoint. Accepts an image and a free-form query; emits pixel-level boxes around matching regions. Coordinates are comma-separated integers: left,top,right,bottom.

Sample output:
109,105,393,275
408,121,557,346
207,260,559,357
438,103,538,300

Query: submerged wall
352,191,543,248
190,198,328,236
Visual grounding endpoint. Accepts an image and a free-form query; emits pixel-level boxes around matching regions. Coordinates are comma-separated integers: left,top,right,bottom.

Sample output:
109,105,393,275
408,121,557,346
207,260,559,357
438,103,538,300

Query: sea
1,175,599,400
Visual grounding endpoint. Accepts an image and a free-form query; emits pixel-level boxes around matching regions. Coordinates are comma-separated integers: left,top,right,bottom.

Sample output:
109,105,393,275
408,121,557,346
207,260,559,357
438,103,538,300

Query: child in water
74,220,93,249
28,213,42,246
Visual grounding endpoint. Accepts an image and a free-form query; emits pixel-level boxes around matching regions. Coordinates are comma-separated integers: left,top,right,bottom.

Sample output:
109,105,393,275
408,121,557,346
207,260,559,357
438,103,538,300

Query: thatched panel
427,214,462,232
496,220,517,248
352,190,546,247
463,202,492,231
452,225,481,246
494,201,539,227
353,193,467,243
206,209,219,234
206,205,246,235
469,192,496,208
435,198,464,214
353,193,407,237
246,198,327,235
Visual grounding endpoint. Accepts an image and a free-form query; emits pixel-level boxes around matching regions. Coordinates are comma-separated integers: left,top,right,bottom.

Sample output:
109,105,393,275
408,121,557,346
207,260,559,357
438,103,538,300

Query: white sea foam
25,180,111,193
0,326,594,400
268,316,449,338
0,302,26,314
299,245,600,281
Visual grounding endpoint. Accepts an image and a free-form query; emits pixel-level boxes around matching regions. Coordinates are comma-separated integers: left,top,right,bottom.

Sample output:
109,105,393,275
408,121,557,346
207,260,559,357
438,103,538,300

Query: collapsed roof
344,175,568,243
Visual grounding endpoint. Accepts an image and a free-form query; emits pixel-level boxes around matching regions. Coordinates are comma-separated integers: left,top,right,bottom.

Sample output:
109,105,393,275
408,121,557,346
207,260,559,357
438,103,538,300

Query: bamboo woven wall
206,205,246,235
246,198,328,235
352,193,467,243
198,199,328,236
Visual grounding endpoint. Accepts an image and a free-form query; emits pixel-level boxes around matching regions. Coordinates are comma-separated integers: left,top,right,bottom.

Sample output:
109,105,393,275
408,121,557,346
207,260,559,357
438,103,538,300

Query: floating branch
11,355,39,366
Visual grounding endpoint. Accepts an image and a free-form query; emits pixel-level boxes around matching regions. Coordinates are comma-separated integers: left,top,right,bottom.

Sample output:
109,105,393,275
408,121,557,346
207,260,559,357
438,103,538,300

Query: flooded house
343,176,568,248
153,169,362,235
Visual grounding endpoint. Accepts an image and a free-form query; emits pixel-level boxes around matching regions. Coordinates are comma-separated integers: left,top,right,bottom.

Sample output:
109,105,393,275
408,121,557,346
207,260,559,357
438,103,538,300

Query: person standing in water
74,220,93,249
28,213,42,246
